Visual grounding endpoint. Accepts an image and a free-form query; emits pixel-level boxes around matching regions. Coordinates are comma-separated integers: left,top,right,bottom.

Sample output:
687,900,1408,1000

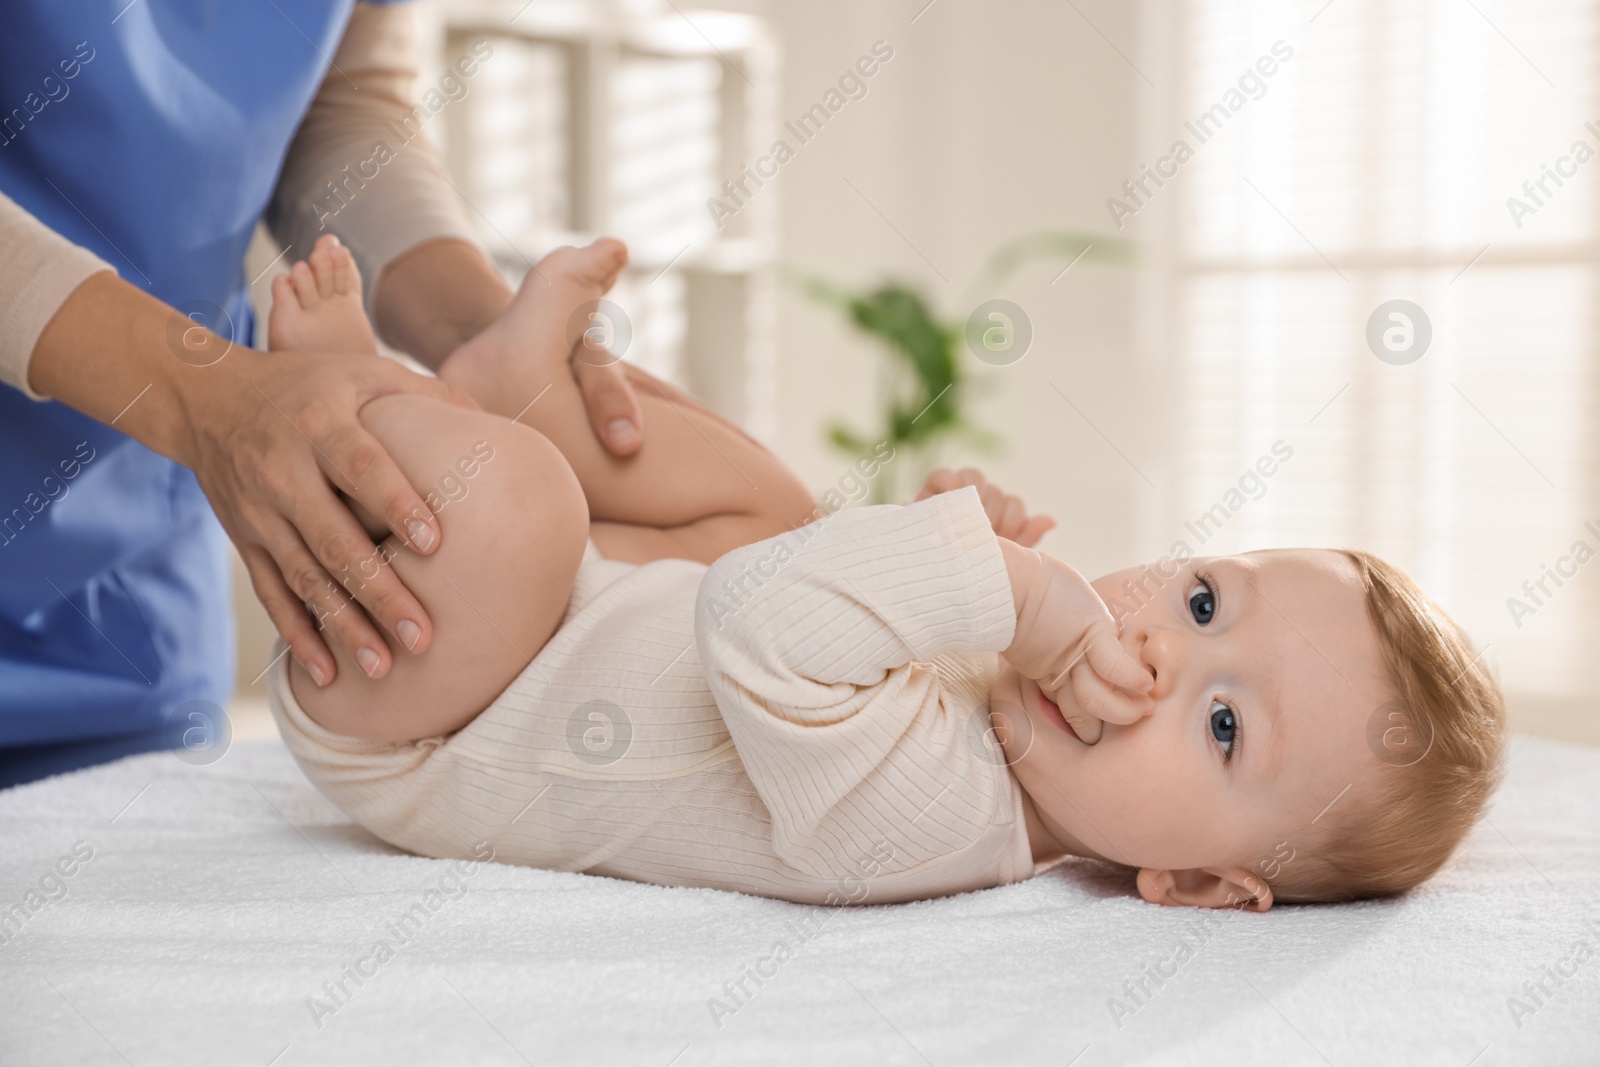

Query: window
420,0,779,432
1158,0,1599,716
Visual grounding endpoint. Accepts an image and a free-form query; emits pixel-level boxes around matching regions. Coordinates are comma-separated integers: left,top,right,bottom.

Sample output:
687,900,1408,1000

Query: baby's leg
440,241,817,562
286,392,590,742
268,238,588,742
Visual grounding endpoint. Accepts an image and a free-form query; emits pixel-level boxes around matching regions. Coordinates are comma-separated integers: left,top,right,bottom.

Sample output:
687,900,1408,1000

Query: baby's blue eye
1188,580,1216,625
1209,701,1237,760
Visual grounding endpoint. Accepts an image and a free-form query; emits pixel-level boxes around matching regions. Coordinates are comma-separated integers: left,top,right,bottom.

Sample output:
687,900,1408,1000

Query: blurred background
233,0,1598,747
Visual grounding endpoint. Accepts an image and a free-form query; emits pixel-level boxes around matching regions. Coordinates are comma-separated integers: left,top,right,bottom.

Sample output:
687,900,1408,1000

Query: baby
263,235,1506,911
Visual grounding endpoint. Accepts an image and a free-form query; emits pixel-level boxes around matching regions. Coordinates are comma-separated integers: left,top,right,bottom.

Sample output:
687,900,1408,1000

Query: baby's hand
915,467,1056,547
999,545,1154,743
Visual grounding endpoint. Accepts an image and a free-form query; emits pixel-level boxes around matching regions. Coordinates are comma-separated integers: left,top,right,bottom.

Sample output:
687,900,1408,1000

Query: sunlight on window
451,33,569,247
609,53,722,261
1175,0,1599,701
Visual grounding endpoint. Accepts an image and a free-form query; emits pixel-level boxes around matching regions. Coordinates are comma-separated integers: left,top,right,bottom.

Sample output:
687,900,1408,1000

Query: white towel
1,733,1596,1065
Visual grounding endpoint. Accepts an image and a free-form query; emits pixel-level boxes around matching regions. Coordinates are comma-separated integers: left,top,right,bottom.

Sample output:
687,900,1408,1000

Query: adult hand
180,348,479,686
569,343,645,455
30,271,487,688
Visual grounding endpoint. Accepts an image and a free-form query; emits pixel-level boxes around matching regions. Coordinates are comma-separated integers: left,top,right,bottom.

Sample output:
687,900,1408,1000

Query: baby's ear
1137,866,1273,912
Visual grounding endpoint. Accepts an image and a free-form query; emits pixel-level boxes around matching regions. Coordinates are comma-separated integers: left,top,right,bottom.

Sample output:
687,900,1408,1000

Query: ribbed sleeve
694,485,1021,882
0,189,115,400
265,2,479,320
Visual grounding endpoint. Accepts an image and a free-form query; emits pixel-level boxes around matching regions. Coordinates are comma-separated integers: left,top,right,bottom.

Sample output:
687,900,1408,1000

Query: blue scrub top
0,1,400,787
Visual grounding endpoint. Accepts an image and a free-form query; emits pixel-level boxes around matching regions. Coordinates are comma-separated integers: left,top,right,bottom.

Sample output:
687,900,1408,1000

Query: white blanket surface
2,734,1596,1066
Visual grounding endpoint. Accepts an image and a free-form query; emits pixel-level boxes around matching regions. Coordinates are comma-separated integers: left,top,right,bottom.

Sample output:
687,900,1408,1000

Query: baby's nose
1138,629,1184,698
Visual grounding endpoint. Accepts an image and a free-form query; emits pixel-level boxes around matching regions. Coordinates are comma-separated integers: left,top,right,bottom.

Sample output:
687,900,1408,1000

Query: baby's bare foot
439,238,628,417
267,234,378,355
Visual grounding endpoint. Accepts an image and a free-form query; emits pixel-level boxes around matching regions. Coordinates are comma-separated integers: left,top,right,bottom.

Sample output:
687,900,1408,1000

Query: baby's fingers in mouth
1063,710,1102,745
1043,685,1103,745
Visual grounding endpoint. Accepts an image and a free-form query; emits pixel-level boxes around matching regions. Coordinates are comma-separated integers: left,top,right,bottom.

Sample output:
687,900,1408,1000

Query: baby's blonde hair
1268,549,1508,903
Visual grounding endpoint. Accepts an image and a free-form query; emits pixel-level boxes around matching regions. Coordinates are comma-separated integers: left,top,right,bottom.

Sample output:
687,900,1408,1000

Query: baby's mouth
1034,684,1090,745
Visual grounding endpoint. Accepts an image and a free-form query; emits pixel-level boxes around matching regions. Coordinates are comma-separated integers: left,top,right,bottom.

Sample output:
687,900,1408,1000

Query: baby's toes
270,272,294,310
332,244,361,298
585,237,628,289
308,236,340,298
547,238,628,293
267,273,300,350
290,260,320,309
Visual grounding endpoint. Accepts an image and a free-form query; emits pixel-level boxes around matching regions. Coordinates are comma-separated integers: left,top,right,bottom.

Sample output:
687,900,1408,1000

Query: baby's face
988,548,1391,880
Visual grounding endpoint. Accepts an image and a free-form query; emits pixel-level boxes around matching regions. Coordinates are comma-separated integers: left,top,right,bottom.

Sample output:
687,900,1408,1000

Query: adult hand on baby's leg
374,234,646,456
570,351,644,455
437,238,645,455
915,467,1056,547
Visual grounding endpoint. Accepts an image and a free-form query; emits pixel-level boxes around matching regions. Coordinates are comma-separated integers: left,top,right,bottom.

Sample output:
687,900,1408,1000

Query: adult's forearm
29,272,205,463
370,237,512,369
265,1,483,341
0,189,117,400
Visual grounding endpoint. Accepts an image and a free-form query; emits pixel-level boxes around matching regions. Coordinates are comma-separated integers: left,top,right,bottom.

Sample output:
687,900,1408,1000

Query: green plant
794,231,1136,504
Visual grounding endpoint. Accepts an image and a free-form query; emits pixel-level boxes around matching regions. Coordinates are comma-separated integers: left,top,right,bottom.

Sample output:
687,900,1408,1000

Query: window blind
1169,0,1599,704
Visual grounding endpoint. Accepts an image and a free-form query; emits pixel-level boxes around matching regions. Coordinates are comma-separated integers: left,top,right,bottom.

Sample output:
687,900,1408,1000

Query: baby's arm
695,485,1024,887
915,467,1149,734
995,538,1154,739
